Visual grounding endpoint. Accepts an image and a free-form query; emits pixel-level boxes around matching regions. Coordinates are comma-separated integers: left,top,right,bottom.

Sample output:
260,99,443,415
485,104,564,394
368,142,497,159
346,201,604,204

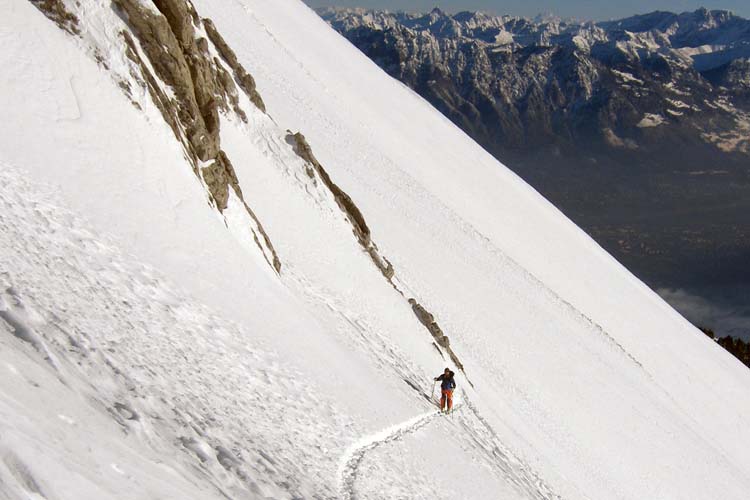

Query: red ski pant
441,389,453,411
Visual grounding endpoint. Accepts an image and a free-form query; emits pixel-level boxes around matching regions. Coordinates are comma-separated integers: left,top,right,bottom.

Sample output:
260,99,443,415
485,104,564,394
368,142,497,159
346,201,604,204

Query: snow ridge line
338,409,442,500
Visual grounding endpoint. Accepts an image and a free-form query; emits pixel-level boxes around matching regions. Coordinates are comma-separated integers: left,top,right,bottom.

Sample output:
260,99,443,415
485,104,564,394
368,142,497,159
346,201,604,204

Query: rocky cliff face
321,7,750,306
31,0,282,272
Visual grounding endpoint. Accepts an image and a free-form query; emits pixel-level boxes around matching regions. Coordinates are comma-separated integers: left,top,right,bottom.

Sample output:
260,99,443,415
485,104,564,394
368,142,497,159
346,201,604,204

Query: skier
434,367,456,413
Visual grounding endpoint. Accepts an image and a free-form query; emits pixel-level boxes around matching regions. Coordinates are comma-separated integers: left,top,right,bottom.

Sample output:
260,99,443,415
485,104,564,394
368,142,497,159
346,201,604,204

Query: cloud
657,287,750,340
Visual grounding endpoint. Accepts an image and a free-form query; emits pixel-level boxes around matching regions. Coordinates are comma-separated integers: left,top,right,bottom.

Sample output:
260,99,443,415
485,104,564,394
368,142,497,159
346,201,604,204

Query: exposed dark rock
288,133,371,245
409,298,464,372
286,132,467,374
114,0,218,162
204,18,266,113
151,0,198,47
287,132,394,284
409,299,441,338
245,203,282,274
201,151,241,211
201,152,281,272
122,30,187,163
287,132,395,279
211,57,248,122
30,0,80,35
113,0,281,273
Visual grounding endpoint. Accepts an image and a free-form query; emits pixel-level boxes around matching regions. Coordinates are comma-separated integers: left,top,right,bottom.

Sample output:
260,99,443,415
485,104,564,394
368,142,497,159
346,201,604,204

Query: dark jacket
435,372,456,391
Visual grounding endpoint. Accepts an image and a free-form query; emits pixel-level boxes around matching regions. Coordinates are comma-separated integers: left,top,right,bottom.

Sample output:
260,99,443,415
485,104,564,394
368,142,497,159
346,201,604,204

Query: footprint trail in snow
338,408,442,500
0,163,356,499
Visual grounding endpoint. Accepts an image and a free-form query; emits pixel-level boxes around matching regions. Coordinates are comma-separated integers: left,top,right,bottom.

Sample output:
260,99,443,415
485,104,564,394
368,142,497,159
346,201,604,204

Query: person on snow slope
434,368,456,413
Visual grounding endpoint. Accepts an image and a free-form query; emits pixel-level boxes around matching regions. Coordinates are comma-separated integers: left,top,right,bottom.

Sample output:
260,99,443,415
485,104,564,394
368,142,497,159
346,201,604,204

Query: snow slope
1,1,750,499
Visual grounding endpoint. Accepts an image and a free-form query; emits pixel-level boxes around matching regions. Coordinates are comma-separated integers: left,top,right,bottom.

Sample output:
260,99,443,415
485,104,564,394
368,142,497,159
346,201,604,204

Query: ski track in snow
337,398,560,500
338,409,441,500
289,273,561,500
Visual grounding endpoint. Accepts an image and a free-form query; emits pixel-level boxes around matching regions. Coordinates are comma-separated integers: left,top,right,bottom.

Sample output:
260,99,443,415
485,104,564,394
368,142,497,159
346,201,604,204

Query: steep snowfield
1,1,750,499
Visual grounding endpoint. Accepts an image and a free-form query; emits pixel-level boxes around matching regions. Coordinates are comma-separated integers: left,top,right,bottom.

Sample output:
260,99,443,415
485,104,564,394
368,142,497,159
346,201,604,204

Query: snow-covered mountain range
2,1,750,499
319,7,750,334
320,6,750,157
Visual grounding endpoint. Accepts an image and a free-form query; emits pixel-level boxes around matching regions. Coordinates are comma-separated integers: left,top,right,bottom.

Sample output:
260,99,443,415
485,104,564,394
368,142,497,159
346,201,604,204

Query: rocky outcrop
201,151,240,211
288,132,394,280
289,133,370,244
113,0,280,273
203,18,266,113
121,31,183,152
409,299,465,372
287,132,468,376
114,0,218,163
200,151,279,273
30,0,80,35
409,299,447,343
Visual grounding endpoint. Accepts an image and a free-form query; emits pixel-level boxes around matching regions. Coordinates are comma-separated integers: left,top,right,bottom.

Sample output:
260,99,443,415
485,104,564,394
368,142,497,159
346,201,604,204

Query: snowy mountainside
2,1,750,499
0,164,353,498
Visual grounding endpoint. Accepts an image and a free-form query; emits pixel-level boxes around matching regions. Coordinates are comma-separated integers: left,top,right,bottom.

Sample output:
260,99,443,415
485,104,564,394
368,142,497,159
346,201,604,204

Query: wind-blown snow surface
1,1,750,499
